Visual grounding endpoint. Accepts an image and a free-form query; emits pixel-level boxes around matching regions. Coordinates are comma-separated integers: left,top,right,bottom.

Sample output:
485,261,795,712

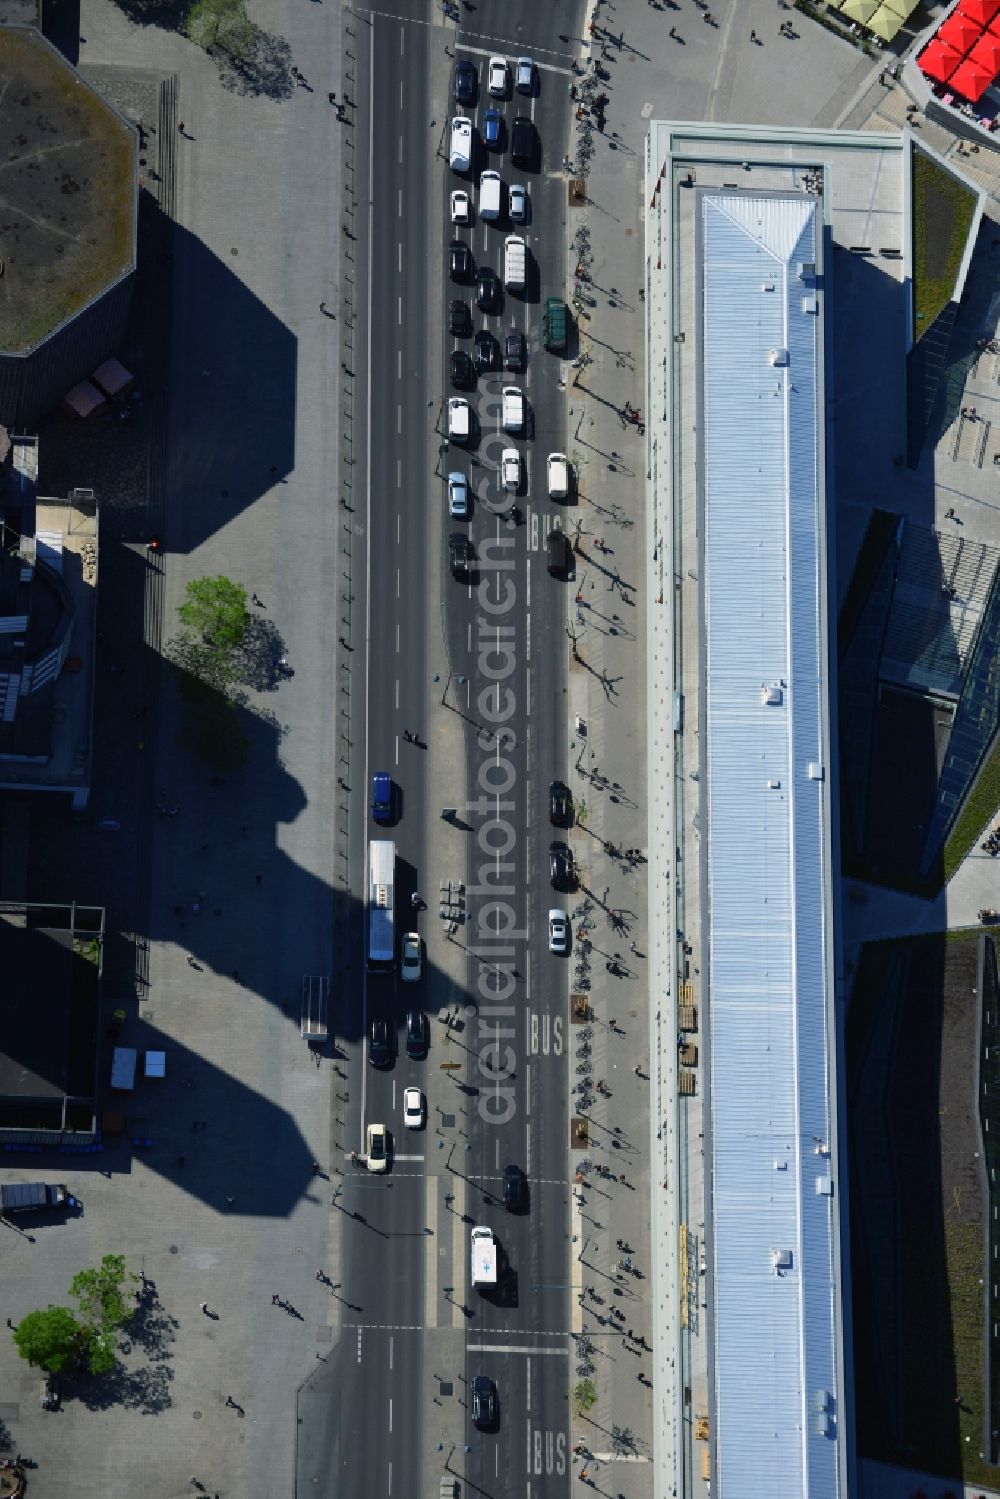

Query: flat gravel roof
0,28,135,355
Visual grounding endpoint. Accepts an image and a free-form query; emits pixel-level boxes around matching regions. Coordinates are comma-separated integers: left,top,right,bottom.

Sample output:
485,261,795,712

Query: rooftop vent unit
798,261,816,282
769,347,789,367
761,683,783,706
771,1247,793,1275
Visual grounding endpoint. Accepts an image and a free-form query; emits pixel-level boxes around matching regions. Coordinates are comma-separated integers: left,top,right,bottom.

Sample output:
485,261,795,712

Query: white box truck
504,234,526,290
448,397,470,442
471,1225,498,1288
502,386,524,433
480,170,502,221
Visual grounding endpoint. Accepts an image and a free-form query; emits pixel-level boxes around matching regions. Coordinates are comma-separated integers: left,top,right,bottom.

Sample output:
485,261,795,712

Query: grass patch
913,148,977,339
942,732,1000,885
943,1220,990,1485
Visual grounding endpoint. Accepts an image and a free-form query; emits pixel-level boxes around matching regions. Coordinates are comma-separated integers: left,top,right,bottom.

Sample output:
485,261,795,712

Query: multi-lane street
325,4,583,1497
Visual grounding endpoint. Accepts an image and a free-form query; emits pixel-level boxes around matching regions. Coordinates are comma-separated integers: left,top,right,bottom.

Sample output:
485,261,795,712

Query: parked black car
549,780,572,827
503,1163,527,1212
476,265,500,313
549,841,576,890
510,115,536,168
449,299,472,337
450,239,473,281
449,533,473,579
450,350,474,388
369,1016,392,1069
504,327,525,370
453,58,477,105
472,1375,497,1429
474,330,498,372
406,1010,428,1059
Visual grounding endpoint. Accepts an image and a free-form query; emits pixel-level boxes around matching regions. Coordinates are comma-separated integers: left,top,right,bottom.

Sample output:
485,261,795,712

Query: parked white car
547,453,570,498
548,910,570,954
502,385,525,432
403,1087,425,1130
488,56,508,97
450,189,472,224
366,1122,389,1173
449,116,472,172
448,471,469,518
501,448,521,490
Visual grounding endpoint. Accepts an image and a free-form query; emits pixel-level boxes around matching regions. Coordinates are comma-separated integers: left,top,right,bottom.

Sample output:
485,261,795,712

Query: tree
572,1378,597,1417
177,576,249,652
13,1306,87,1373
70,1254,132,1340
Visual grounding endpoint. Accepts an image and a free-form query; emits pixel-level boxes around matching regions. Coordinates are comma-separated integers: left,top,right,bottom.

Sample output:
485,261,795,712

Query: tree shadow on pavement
73,1356,174,1414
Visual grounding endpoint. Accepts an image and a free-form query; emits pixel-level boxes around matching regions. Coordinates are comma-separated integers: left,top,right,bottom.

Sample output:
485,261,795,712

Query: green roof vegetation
942,731,1000,885
0,29,136,355
912,147,977,340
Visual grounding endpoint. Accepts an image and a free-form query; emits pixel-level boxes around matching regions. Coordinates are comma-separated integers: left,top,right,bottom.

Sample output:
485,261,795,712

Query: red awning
938,9,985,52
958,0,1000,23
970,28,1000,69
951,53,994,99
918,36,964,80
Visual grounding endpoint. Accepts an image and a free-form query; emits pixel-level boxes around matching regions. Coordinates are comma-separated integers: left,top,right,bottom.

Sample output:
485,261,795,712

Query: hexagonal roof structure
0,27,136,356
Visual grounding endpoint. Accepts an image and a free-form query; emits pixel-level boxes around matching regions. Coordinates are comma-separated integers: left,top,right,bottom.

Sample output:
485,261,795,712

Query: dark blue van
371,772,393,825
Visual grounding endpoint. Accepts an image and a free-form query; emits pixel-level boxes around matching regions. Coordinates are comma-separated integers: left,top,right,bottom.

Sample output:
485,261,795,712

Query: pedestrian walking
178,121,184,134
750,28,757,42
5,1318,12,1329
200,1301,208,1314
312,1160,322,1175
272,1293,280,1305
255,872,263,885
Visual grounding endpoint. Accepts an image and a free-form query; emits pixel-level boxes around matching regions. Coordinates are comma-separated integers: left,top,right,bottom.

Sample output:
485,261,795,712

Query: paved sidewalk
1,0,354,1492
562,2,957,1496
561,2,654,1489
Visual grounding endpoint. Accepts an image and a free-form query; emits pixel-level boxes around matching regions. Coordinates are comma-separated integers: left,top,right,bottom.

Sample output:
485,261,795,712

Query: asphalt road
325,4,583,1496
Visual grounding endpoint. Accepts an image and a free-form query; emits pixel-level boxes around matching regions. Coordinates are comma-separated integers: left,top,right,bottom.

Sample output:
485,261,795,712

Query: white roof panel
702,192,839,1499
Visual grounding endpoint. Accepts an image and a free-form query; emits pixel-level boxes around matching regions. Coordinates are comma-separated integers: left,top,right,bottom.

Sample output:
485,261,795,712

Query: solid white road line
467,1343,568,1356
425,1176,437,1328
452,1179,466,1328
360,4,379,1147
